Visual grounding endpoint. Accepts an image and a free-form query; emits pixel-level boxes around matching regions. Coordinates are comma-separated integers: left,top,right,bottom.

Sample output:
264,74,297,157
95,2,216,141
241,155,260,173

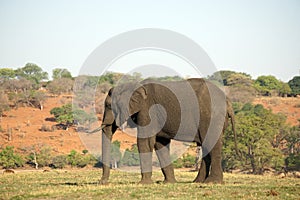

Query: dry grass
0,169,299,200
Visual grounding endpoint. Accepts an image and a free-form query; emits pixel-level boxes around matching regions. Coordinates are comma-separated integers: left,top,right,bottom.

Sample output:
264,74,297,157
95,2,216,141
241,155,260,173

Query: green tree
15,63,48,84
0,68,16,79
285,126,300,155
0,146,24,169
227,73,253,86
223,103,287,173
50,104,73,126
98,72,123,86
50,103,96,129
254,75,281,96
279,82,292,97
288,76,300,96
208,70,251,86
52,68,72,80
285,154,300,171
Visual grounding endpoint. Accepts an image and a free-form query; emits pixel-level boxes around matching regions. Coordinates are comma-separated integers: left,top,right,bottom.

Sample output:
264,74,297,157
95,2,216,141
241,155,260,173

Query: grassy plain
0,169,299,200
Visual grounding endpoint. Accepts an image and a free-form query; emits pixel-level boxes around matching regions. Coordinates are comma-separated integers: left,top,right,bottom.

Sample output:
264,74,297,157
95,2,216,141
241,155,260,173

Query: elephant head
111,82,148,128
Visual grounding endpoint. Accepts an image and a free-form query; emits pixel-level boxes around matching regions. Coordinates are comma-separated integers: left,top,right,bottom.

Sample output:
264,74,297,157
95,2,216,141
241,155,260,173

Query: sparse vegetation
40,124,54,132
0,90,10,120
0,170,299,199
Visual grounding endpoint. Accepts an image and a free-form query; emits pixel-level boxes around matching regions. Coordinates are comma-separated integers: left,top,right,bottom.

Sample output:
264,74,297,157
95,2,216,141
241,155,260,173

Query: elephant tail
230,112,239,157
227,101,239,157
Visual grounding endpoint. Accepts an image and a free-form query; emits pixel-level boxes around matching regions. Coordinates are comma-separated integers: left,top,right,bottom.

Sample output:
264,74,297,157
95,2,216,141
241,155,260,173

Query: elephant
97,78,237,184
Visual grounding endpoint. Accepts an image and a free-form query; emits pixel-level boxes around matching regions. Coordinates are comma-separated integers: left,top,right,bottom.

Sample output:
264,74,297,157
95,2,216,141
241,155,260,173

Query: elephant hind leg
193,154,211,183
204,138,223,184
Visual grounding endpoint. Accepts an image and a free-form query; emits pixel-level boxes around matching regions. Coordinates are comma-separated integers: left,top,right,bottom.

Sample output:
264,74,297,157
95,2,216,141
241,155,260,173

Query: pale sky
0,0,299,81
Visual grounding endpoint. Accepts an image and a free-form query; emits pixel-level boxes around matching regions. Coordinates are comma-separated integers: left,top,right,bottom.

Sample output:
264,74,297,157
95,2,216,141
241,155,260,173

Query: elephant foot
193,177,205,183
138,179,153,184
161,165,176,184
193,171,206,183
99,177,109,185
139,172,153,184
163,178,177,184
203,176,223,184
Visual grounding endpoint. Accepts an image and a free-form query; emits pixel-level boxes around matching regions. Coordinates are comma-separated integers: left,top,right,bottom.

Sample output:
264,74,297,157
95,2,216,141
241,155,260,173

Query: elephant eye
105,102,111,109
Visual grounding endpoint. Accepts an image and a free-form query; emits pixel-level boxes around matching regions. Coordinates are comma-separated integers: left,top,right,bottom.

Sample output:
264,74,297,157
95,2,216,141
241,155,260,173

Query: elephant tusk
87,124,107,134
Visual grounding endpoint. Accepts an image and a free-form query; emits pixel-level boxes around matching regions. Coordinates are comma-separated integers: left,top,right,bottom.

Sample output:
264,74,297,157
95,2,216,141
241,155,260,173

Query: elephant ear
134,86,147,100
105,88,114,108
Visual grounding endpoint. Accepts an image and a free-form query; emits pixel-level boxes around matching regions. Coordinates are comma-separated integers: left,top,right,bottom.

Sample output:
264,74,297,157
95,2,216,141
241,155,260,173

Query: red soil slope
253,97,300,126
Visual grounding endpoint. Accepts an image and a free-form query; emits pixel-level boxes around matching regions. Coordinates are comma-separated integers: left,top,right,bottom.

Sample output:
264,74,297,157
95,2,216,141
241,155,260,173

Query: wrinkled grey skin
98,78,236,184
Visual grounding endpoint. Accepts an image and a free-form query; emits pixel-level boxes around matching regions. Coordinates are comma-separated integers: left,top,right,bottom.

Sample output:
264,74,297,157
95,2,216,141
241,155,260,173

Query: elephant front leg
137,137,155,184
99,124,115,185
100,165,110,185
154,137,176,183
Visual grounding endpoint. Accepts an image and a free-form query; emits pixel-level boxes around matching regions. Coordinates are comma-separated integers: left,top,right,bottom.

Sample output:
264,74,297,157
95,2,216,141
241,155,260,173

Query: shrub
67,150,93,168
173,154,196,168
52,155,68,169
285,154,300,171
121,144,140,166
40,124,53,132
182,154,196,168
82,149,88,155
28,146,52,167
37,147,52,167
0,146,24,169
172,158,183,168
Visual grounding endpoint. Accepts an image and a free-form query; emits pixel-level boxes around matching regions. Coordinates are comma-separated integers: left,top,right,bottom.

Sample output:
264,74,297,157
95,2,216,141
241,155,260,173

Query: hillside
0,94,299,156
0,94,138,156
253,97,300,126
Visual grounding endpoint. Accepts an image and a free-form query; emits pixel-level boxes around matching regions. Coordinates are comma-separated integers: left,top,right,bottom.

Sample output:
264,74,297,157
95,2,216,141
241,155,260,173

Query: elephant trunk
100,124,113,184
